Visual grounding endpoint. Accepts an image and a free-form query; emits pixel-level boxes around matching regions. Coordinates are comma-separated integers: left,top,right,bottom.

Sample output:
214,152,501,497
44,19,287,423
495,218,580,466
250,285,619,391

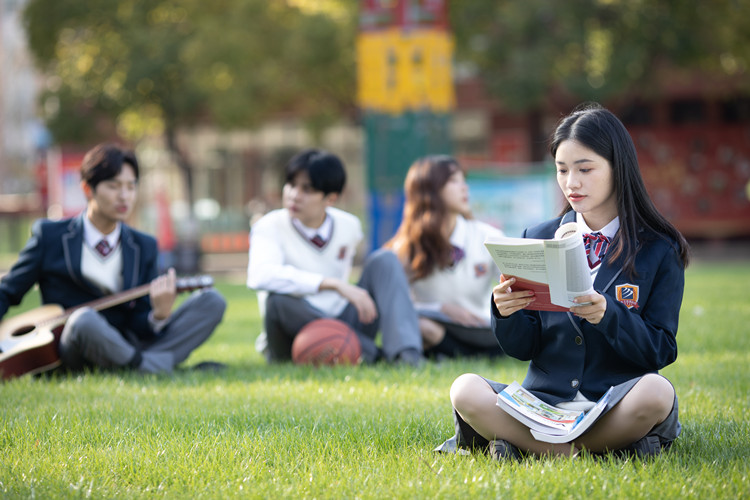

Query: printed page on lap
496,381,614,443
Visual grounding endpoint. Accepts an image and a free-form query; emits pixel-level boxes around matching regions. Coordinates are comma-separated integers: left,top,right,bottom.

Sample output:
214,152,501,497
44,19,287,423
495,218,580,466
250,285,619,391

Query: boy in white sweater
247,149,423,366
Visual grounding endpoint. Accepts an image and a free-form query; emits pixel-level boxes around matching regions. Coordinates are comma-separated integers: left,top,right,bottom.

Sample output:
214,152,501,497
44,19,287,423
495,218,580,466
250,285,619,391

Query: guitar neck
57,276,214,324
38,284,151,329
76,283,152,314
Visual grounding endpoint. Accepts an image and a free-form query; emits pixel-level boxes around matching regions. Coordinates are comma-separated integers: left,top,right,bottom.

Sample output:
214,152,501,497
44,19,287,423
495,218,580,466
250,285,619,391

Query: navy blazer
0,214,160,339
492,211,684,405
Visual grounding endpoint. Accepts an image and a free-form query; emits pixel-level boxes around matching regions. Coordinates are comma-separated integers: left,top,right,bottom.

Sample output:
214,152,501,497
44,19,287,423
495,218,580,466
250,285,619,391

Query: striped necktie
95,239,113,257
310,235,326,248
583,232,610,269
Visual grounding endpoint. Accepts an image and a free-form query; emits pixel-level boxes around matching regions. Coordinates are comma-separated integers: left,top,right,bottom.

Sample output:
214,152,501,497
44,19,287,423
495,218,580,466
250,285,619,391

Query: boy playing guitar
0,144,226,378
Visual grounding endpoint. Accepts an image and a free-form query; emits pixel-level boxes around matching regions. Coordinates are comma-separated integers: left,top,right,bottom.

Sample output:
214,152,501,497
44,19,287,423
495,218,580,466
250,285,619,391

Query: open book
484,222,593,312
496,381,613,443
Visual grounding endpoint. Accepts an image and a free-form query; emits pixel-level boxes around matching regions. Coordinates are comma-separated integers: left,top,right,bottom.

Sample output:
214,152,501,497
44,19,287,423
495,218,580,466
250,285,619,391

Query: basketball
291,319,361,366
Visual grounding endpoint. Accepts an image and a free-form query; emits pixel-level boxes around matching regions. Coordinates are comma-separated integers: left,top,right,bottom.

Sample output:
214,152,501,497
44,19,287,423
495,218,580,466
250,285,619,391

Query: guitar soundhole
11,325,35,337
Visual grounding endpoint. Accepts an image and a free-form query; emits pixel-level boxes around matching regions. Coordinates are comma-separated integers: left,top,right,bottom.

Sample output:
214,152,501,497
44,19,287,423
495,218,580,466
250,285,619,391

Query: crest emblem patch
474,263,488,277
615,283,640,309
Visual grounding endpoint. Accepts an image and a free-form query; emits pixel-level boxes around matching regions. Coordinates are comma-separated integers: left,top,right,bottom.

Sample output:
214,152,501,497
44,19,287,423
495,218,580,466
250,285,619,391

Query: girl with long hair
439,104,689,459
387,155,505,359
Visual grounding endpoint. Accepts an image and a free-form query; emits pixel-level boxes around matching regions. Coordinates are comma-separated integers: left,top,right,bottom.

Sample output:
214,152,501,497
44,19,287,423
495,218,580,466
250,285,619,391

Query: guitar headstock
176,275,215,292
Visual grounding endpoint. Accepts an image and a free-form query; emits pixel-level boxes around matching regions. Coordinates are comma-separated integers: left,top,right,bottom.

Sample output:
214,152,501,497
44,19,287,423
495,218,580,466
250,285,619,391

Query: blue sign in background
467,168,562,238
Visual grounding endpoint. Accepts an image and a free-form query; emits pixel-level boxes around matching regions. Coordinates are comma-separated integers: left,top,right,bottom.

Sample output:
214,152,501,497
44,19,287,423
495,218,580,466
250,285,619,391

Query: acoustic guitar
0,275,214,381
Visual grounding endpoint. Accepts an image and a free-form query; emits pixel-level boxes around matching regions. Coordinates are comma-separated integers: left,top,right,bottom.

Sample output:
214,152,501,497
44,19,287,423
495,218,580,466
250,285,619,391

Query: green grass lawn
1,262,748,499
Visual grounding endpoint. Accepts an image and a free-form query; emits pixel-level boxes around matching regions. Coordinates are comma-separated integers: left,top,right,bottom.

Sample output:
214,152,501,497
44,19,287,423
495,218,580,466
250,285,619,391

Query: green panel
362,110,453,251
363,111,453,192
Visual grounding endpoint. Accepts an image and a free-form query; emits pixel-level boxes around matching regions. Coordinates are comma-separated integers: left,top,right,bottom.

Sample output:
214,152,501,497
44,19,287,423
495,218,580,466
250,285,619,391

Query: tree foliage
24,0,750,162
449,0,750,110
24,0,357,142
23,0,357,208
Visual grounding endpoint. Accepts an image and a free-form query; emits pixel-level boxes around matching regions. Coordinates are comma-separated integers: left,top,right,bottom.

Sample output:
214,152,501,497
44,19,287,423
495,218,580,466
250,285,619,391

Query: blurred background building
0,0,47,257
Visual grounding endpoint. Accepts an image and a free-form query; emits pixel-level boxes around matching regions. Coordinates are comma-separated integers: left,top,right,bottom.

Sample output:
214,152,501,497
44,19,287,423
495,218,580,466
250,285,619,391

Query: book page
484,222,594,310
496,382,582,435
542,222,594,307
497,381,615,443
483,241,547,284
529,386,614,443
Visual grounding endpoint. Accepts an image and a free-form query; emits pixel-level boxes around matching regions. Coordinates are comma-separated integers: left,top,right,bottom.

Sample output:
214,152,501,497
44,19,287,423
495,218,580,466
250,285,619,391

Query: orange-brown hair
385,155,465,280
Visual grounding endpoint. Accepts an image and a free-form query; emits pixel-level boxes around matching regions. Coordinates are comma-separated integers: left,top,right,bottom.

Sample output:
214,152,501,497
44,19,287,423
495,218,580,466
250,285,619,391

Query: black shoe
394,348,424,368
433,436,472,456
188,361,227,373
489,439,523,461
614,434,665,459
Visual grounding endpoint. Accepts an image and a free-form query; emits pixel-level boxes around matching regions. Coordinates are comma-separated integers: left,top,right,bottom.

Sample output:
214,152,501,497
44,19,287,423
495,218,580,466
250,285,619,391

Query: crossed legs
59,289,226,373
450,372,674,456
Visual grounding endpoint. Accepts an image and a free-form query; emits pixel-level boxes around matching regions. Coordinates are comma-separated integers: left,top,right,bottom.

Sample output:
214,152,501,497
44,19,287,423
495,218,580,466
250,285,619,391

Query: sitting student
439,104,690,459
0,143,227,374
246,149,423,366
386,155,504,359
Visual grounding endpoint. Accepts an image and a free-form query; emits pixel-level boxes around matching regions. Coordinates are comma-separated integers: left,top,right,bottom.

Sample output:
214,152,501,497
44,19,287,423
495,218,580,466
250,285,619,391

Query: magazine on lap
496,381,614,443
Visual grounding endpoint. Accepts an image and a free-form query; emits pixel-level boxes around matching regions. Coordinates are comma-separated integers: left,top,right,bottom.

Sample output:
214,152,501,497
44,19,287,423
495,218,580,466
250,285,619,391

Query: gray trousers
58,289,226,374
418,310,504,358
264,249,421,363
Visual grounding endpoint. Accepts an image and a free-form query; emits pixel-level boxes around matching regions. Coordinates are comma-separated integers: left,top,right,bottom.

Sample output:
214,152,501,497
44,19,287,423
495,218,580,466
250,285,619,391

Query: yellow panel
356,28,454,113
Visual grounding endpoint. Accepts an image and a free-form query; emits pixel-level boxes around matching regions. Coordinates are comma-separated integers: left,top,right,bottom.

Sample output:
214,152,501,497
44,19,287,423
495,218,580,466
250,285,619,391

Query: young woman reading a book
438,104,690,459
386,155,505,359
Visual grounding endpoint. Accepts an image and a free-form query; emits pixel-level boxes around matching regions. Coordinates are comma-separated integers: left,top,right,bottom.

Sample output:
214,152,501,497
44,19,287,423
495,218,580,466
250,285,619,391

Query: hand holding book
485,222,595,312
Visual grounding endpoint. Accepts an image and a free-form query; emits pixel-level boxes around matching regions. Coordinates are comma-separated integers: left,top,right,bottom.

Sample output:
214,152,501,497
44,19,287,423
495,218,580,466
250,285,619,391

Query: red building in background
623,96,750,239
453,75,750,240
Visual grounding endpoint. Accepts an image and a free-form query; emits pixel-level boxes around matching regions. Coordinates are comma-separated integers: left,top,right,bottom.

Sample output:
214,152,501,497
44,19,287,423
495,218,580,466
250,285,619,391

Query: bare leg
450,373,576,456
419,318,445,349
574,373,674,453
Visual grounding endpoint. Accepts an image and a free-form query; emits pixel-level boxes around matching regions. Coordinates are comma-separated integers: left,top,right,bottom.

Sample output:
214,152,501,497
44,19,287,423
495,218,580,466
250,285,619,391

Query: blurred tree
450,0,750,160
23,0,357,211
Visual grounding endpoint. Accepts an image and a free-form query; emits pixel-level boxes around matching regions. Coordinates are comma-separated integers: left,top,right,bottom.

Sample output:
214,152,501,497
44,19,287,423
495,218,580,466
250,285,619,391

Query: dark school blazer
0,214,160,339
491,211,685,405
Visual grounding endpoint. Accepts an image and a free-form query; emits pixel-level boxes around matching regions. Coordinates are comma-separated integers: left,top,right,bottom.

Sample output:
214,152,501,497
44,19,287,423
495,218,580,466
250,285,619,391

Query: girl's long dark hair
385,155,463,280
550,103,690,274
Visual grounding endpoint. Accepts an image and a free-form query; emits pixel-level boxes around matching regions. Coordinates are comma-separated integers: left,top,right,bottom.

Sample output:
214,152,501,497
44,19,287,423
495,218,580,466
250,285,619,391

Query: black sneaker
188,361,227,373
614,434,666,459
489,439,523,461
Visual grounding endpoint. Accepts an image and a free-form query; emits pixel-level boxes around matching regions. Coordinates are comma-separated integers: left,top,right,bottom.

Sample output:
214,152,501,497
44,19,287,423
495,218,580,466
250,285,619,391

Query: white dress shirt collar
449,215,467,247
83,215,122,250
291,211,333,241
576,213,620,240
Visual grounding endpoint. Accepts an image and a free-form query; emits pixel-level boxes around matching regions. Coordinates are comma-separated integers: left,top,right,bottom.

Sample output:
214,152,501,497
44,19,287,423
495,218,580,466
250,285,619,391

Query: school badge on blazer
616,284,640,309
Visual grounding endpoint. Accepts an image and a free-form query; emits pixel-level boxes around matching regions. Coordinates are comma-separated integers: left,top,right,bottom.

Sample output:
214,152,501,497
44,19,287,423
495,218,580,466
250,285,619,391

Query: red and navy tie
310,235,326,248
583,232,610,269
95,239,112,257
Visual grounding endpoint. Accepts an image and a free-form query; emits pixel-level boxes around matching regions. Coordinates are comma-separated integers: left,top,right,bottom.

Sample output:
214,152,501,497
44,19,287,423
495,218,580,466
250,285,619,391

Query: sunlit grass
0,262,748,498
